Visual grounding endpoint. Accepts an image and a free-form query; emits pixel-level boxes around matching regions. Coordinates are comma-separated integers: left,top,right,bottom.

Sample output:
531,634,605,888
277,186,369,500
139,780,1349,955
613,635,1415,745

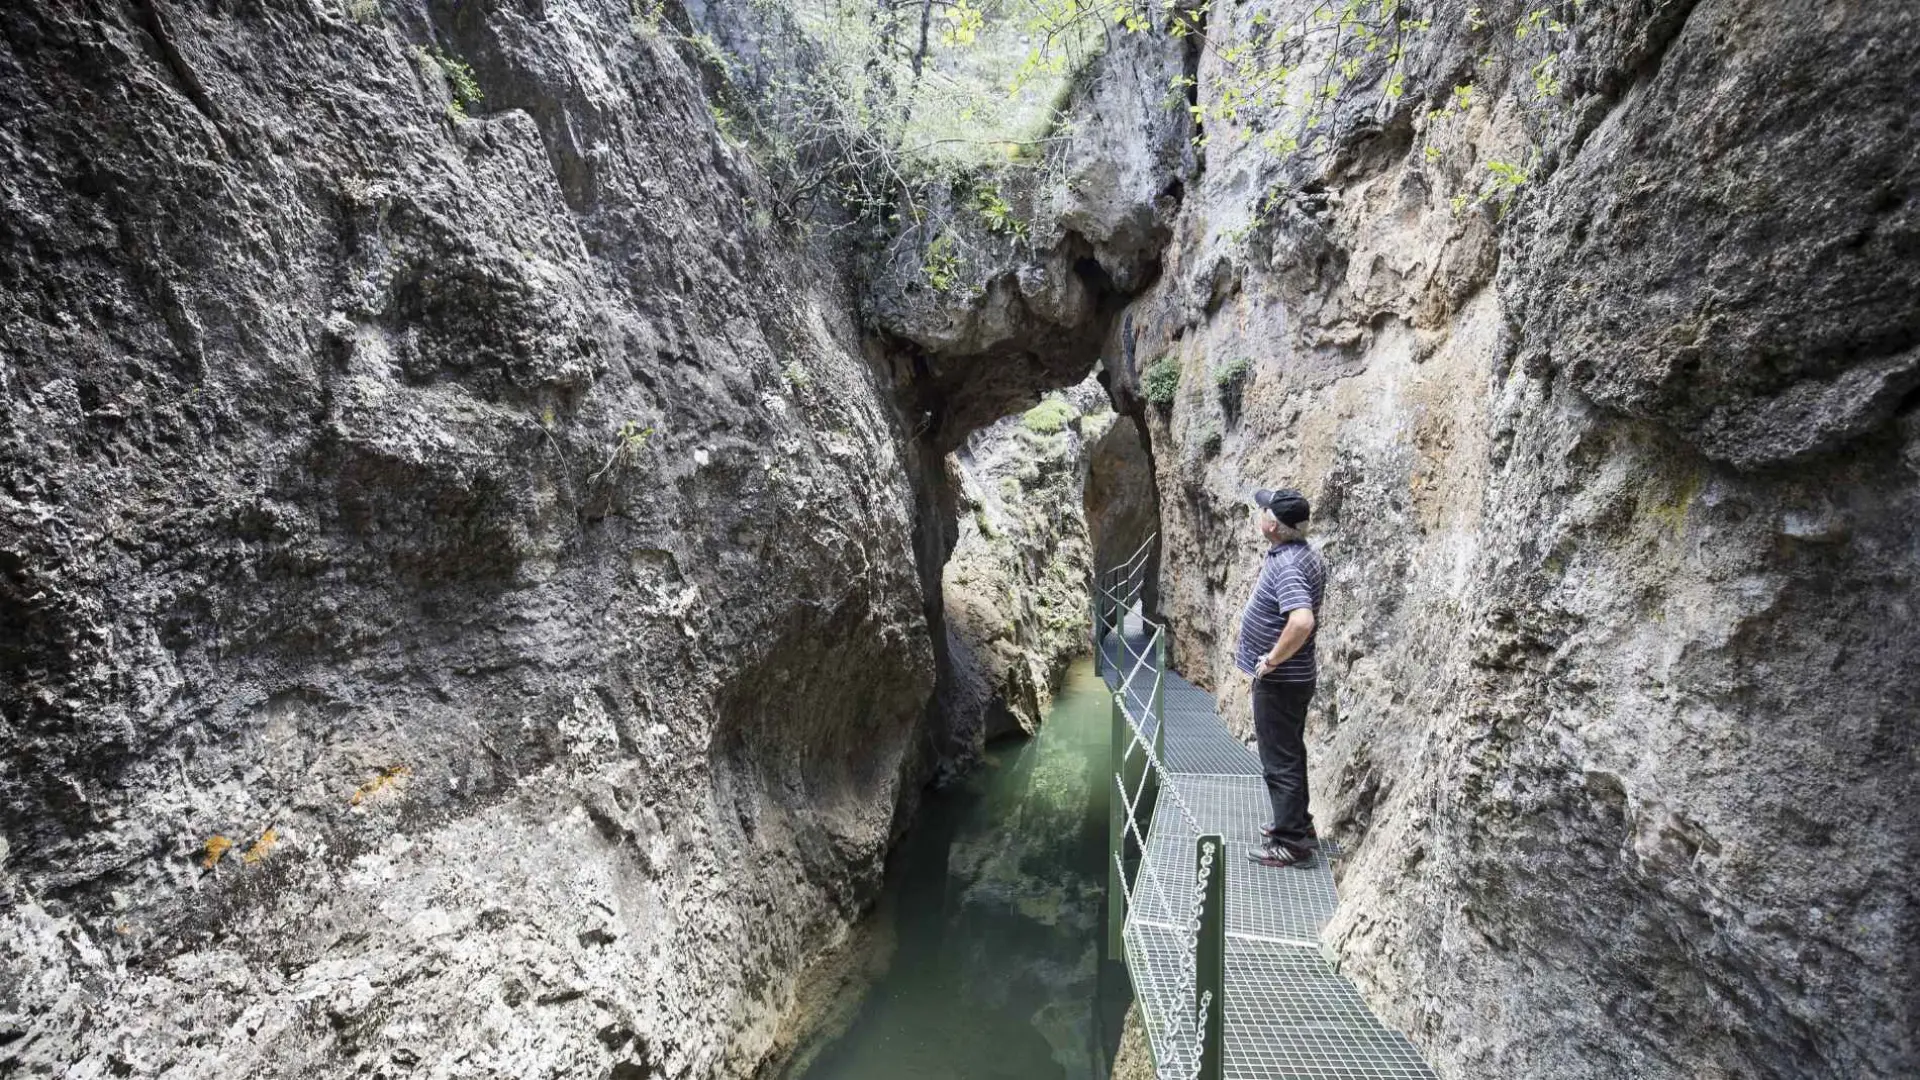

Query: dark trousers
1252,678,1315,847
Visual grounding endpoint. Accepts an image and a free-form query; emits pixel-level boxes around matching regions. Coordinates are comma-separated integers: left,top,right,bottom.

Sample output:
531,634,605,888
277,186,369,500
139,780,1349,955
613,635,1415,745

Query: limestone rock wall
0,3,937,1076
1113,1,1919,1077
941,379,1110,754
0,0,1205,1071
6,0,1914,1076
1083,406,1158,591
859,27,1194,449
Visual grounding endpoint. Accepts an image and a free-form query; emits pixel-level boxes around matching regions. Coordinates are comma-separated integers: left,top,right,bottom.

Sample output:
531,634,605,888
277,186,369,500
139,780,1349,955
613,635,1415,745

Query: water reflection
792,660,1130,1080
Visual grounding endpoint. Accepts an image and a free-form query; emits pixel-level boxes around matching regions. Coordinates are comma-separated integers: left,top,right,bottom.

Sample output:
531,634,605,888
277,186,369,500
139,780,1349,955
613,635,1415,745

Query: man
1235,487,1327,869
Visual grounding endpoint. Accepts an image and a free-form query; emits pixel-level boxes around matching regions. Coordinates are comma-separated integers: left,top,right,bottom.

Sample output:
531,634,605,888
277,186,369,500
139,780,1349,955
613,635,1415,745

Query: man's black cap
1254,487,1310,526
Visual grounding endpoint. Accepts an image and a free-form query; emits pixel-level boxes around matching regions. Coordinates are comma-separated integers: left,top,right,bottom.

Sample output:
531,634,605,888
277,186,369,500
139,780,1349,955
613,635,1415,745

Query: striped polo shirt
1234,539,1327,684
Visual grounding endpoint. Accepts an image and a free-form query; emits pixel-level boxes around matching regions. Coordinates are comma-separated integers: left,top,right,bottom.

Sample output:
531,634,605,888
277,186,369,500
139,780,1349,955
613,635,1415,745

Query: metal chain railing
1096,535,1225,1080
1169,839,1213,1079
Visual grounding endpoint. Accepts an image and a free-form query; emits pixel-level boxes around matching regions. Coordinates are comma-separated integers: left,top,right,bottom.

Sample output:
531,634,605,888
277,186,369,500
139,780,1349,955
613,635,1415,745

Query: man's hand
1255,608,1315,685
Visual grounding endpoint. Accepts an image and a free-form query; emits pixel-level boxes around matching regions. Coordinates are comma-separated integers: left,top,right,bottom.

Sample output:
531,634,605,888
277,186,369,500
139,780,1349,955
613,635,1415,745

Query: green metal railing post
1091,590,1102,677
1098,571,1116,675
1152,629,1168,768
1196,834,1226,1080
1107,691,1127,960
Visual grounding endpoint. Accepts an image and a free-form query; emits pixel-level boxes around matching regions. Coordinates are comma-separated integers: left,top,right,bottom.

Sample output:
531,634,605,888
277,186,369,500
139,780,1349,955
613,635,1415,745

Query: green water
793,659,1131,1080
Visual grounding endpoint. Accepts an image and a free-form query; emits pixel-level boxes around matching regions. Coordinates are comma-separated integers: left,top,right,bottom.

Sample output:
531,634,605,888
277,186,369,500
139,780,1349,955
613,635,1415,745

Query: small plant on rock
628,0,665,35
1021,397,1074,434
589,421,656,486
710,103,738,141
975,185,1027,239
428,47,483,121
922,229,963,293
1214,356,1251,421
1481,156,1533,214
1451,153,1537,219
975,507,999,539
1141,357,1181,410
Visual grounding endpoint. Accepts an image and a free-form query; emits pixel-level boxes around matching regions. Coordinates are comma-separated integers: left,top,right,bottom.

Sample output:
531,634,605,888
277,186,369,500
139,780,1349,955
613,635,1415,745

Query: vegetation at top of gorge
636,0,1095,234
654,0,1595,256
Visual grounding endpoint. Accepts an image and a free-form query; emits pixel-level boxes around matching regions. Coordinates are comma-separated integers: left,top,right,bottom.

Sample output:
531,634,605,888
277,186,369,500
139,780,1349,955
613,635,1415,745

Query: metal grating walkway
1102,611,1435,1080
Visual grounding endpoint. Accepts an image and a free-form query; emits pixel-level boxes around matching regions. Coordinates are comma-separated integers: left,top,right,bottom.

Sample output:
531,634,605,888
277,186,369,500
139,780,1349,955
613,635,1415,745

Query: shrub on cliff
423,47,482,121
1141,358,1180,409
1214,356,1249,420
1213,356,1250,389
1022,397,1075,434
659,0,1097,230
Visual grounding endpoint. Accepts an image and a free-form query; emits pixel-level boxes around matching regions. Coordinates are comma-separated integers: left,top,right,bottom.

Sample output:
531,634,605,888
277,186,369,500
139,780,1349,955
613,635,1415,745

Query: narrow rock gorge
0,1,1155,1075
2,0,1914,1078
942,378,1138,758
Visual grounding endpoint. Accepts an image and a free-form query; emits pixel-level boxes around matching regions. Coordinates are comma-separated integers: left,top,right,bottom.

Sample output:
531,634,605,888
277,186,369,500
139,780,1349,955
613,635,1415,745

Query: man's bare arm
1254,608,1316,675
